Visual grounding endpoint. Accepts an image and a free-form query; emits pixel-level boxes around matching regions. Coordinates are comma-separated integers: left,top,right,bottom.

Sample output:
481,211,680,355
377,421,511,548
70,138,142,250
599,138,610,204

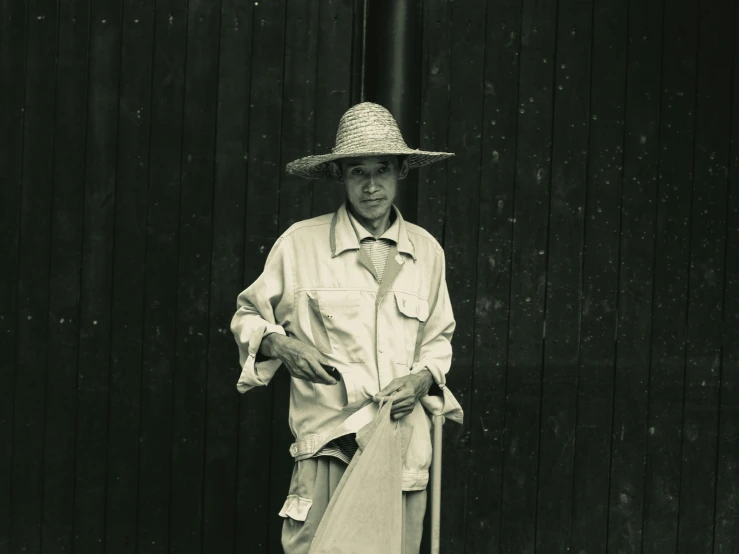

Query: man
230,102,463,554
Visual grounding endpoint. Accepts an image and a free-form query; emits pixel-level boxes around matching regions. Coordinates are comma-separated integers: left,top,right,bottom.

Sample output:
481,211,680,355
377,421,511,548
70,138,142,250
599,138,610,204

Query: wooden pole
430,415,444,553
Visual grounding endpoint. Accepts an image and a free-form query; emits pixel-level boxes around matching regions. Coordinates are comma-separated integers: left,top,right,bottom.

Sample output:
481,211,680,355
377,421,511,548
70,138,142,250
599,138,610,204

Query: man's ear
398,157,410,180
328,161,343,182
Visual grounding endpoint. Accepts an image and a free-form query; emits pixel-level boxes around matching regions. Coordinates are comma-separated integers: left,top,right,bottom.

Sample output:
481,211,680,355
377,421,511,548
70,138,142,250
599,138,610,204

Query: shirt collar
330,203,416,260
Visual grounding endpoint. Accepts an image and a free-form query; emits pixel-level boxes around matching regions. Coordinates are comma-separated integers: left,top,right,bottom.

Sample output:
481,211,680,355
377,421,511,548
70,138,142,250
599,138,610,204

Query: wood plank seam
167,1,193,551
133,4,159,550
672,7,702,549
199,2,225,553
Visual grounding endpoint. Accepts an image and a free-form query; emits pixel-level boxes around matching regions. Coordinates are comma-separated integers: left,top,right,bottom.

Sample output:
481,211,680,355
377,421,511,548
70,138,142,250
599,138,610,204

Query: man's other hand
372,371,434,420
260,334,338,385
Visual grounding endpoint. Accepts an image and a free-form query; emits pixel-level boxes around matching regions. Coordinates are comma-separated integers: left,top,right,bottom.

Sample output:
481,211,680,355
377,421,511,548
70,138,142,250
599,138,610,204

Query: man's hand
372,371,435,420
260,333,338,385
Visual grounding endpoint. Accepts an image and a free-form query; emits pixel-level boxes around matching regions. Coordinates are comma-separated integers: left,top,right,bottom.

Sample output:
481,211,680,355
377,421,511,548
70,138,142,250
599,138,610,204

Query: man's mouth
363,198,384,204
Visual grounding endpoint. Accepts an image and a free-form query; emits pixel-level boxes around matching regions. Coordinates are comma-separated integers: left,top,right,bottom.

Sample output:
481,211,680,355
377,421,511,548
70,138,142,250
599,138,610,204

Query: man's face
335,155,408,223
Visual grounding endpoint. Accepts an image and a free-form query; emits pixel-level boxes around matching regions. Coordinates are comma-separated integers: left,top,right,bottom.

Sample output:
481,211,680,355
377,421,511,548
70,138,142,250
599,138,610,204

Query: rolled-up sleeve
409,249,464,423
230,236,294,393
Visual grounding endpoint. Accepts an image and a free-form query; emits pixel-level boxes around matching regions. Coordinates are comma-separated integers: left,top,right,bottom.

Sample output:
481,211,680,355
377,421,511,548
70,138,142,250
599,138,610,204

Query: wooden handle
430,415,444,554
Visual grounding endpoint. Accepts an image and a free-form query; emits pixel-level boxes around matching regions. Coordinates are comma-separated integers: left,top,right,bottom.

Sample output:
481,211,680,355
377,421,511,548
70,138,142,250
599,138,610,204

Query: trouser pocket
280,457,348,554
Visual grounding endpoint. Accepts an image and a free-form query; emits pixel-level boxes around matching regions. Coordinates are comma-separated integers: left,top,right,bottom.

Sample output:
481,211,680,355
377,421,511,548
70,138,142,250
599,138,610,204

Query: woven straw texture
285,102,454,179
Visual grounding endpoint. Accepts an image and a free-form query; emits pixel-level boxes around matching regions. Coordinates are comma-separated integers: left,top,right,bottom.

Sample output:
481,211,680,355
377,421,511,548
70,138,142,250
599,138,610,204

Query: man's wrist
414,369,435,396
259,332,291,361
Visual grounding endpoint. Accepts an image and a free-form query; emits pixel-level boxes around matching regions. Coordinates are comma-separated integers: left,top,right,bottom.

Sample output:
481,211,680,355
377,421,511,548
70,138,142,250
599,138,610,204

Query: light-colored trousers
281,456,427,554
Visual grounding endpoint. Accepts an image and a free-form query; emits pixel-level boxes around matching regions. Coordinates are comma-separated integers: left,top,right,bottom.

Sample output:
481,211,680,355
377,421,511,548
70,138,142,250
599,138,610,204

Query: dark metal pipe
364,0,422,222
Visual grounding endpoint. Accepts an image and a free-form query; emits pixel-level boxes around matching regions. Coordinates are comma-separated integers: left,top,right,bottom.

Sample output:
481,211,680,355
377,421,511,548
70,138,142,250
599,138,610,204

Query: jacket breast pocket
307,291,367,363
393,291,429,366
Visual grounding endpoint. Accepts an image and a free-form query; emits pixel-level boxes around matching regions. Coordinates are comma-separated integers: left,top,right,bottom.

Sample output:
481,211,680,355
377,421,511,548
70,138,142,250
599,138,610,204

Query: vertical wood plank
311,0,355,217
237,0,286,551
169,0,221,552
535,0,592,551
278,0,318,231
439,0,487,551
463,0,522,551
640,0,698,551
714,7,739,551
73,0,122,552
202,1,254,554
10,0,58,552
0,0,27,517
42,1,90,552
0,0,27,545
605,0,664,552
499,0,557,550
675,1,733,551
104,1,155,553
417,0,451,243
569,0,628,551
136,4,188,554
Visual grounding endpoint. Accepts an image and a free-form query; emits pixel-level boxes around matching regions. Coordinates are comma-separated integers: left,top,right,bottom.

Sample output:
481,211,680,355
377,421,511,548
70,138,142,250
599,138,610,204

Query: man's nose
365,174,379,192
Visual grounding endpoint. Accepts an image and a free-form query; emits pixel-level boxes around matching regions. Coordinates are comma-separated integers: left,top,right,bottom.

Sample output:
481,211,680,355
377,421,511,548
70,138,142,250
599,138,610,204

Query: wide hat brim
285,148,454,180
285,102,454,179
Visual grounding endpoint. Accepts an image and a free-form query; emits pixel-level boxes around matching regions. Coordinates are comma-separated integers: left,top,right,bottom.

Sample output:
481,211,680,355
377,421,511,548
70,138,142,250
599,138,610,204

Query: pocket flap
394,292,429,322
278,494,313,522
306,289,361,307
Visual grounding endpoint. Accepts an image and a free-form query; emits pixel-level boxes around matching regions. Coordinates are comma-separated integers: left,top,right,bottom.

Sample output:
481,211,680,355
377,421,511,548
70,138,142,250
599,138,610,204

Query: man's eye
378,166,389,173
352,168,363,175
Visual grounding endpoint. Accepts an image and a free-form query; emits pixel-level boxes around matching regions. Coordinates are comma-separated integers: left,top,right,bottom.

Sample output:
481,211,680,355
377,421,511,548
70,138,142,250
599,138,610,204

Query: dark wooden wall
417,0,739,552
1,0,738,553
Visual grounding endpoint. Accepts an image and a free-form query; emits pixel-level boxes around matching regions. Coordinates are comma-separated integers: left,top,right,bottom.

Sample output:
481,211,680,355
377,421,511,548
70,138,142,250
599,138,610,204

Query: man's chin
357,202,390,217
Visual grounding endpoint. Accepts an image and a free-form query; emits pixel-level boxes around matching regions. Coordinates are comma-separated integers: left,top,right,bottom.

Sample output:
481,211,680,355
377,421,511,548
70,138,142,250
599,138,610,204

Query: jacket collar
330,202,417,260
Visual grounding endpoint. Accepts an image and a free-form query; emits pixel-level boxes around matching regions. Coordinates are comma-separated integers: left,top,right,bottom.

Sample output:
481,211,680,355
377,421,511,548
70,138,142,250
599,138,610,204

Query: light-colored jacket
230,203,463,492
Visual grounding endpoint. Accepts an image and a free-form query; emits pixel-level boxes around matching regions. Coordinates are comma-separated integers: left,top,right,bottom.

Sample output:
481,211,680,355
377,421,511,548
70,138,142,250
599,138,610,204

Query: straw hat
285,102,454,179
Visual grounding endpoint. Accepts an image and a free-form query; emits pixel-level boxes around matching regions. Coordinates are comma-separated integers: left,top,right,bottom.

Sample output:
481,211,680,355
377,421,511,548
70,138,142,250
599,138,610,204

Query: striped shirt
359,238,393,281
347,207,400,283
315,434,359,464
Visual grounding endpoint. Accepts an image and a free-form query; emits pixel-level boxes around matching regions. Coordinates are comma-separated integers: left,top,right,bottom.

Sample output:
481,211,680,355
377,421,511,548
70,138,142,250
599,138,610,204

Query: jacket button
378,347,384,353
